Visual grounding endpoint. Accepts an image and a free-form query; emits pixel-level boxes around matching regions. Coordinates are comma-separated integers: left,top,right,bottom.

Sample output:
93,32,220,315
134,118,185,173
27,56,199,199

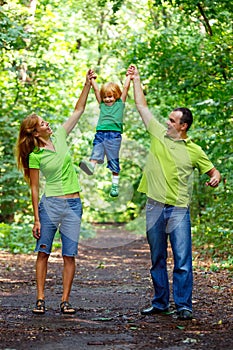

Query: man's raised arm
128,65,153,128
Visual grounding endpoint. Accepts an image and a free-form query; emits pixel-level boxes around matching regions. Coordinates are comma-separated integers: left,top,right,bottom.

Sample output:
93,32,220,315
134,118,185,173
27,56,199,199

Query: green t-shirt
96,98,124,133
29,126,81,197
138,117,214,207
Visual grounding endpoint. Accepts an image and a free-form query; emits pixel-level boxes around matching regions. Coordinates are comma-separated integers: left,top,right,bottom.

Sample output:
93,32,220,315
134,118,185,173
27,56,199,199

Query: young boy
79,68,132,197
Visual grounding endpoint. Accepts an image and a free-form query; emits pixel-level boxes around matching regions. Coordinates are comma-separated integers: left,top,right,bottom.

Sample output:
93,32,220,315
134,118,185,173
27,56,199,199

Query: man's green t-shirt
96,98,124,133
29,126,81,197
138,117,214,207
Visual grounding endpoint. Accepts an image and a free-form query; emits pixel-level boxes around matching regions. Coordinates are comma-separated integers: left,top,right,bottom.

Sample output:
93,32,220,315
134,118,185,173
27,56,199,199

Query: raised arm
205,167,221,187
128,65,153,128
91,78,101,104
121,74,131,102
62,69,96,135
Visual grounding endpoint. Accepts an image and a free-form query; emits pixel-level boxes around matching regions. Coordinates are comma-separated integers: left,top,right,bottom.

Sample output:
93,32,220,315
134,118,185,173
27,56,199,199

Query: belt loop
147,197,173,208
148,197,157,206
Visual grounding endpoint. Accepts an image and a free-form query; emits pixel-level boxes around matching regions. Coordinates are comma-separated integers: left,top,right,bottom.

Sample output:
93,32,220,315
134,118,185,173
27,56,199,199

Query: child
79,68,132,197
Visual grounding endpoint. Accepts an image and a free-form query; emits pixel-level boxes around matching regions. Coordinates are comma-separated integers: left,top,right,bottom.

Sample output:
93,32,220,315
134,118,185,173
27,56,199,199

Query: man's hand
206,168,221,187
126,65,135,78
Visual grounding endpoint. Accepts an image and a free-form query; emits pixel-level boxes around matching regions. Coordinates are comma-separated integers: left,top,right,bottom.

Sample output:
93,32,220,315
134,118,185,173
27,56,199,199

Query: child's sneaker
79,160,94,175
110,184,119,197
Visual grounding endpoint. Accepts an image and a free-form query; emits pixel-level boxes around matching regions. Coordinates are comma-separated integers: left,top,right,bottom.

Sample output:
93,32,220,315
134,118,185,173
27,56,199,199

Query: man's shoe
141,306,169,316
110,184,119,197
177,309,193,320
79,160,94,175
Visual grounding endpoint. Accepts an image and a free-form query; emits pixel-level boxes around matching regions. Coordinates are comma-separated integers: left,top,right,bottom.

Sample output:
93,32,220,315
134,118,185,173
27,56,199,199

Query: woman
16,69,96,315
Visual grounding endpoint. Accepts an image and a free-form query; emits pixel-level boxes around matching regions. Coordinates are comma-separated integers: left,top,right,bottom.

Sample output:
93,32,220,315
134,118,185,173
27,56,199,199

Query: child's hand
88,69,97,82
126,65,135,79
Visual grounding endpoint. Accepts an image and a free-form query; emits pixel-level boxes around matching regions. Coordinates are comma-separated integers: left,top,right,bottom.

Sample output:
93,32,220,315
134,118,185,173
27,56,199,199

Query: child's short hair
100,82,122,101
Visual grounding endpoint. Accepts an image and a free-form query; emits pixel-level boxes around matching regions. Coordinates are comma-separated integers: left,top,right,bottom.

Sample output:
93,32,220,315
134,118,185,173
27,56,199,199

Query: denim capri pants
90,131,122,173
35,195,83,256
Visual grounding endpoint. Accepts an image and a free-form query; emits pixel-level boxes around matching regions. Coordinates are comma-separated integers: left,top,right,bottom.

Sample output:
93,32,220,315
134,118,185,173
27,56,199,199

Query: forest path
0,224,232,349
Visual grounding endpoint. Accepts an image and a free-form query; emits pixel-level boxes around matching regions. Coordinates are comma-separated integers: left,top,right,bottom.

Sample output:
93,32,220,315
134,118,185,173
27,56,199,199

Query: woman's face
35,116,53,138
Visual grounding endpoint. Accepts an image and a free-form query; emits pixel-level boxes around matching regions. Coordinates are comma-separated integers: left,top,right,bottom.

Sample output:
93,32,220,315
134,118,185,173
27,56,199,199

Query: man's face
166,111,186,139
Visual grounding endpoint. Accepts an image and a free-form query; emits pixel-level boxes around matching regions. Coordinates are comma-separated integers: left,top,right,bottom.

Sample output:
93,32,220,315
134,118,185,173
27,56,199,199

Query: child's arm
121,74,131,103
91,78,102,104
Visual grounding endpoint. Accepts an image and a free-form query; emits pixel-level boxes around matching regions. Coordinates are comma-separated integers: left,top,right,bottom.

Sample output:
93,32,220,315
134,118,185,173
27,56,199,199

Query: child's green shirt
96,98,125,133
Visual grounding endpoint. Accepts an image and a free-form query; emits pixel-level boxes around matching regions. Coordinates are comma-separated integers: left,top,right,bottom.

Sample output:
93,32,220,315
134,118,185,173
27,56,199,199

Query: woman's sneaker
110,184,119,197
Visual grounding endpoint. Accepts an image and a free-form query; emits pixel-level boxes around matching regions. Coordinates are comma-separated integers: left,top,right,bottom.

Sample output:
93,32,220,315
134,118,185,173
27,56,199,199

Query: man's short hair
173,107,193,131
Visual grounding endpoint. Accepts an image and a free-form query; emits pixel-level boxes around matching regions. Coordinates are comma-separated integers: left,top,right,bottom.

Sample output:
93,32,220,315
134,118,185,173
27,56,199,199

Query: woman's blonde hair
100,82,122,101
16,113,42,183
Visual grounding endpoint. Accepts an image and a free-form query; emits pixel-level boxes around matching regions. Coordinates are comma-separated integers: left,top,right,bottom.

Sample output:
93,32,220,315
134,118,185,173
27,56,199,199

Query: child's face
102,92,116,106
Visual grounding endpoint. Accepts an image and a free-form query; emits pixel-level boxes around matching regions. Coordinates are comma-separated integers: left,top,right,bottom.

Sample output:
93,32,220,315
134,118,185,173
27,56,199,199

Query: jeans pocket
109,131,121,140
146,203,155,212
68,198,83,218
38,200,44,212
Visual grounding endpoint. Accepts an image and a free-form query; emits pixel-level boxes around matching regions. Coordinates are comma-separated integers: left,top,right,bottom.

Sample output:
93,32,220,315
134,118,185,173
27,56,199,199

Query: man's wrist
134,76,140,82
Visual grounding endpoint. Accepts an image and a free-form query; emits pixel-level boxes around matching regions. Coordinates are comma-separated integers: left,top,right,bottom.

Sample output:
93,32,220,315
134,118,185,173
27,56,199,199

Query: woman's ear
33,130,39,137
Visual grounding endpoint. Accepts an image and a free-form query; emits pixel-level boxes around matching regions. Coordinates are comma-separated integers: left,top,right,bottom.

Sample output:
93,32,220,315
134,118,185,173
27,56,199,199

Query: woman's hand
88,69,97,82
32,221,41,239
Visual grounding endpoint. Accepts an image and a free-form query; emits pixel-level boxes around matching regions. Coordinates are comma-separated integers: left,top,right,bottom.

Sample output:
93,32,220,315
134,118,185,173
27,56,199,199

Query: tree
0,0,232,258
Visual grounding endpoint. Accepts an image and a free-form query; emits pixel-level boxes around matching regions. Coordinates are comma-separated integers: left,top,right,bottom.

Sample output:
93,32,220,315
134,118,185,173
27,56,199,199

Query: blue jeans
90,131,122,173
35,195,83,256
146,199,192,312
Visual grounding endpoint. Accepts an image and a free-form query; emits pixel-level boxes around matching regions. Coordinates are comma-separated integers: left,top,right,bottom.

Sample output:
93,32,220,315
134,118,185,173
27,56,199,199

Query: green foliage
0,0,232,265
0,221,98,254
125,212,146,235
0,3,28,50
121,0,232,263
0,222,35,253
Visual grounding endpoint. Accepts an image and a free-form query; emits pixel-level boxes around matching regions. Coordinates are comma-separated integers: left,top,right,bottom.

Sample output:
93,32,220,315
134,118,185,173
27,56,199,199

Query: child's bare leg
90,160,98,167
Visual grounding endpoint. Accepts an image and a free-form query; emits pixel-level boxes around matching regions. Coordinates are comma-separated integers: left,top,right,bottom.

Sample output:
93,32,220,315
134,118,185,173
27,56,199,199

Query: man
129,65,221,320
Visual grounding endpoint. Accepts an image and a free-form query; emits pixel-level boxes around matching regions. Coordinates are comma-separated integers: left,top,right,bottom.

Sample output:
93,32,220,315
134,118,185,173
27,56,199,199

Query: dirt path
0,224,232,350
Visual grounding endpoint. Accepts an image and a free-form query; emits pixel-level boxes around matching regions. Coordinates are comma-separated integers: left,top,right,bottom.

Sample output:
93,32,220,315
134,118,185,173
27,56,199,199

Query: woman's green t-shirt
29,126,81,196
